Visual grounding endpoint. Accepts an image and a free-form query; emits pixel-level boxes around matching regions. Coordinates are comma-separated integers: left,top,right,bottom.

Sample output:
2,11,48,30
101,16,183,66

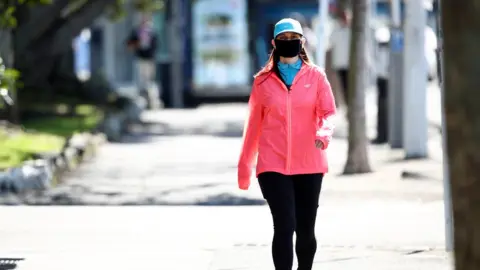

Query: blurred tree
442,1,480,269
343,0,372,174
12,0,119,91
0,0,163,122
7,0,162,84
0,0,51,28
0,0,44,123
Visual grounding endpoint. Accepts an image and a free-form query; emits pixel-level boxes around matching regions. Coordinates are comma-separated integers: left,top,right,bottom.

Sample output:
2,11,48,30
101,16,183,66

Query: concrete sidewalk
0,205,451,270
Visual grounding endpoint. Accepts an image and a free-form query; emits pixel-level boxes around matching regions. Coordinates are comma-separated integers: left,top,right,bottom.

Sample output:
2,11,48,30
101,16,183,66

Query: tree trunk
343,0,372,174
442,1,480,269
14,0,72,54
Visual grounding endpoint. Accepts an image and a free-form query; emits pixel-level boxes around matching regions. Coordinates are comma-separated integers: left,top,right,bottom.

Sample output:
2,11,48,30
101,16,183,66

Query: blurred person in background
424,25,438,81
290,12,318,64
328,9,351,105
127,15,160,108
237,18,336,270
372,26,390,144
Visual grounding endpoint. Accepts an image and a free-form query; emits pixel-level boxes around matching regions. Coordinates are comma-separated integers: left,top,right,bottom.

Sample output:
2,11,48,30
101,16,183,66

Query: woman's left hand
315,139,323,149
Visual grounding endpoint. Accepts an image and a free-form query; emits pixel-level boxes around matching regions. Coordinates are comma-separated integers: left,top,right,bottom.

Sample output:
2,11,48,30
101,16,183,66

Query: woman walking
237,18,336,270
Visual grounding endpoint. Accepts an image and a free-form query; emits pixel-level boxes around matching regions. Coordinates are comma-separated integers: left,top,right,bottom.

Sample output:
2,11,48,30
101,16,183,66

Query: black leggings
258,172,324,270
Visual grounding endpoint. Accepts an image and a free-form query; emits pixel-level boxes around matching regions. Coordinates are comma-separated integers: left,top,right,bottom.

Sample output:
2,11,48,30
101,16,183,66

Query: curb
0,132,107,204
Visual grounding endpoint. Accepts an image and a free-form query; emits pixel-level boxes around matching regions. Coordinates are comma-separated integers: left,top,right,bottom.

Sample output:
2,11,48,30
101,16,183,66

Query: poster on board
192,0,250,90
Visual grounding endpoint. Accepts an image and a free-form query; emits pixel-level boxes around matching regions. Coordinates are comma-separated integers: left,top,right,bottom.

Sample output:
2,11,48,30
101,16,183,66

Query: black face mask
274,39,302,58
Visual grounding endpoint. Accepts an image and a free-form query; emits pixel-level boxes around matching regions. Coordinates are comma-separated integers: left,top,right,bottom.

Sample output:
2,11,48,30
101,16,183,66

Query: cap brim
274,30,303,38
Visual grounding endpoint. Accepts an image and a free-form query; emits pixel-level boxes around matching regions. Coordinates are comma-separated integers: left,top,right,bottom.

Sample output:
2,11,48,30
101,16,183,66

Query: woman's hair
254,45,311,78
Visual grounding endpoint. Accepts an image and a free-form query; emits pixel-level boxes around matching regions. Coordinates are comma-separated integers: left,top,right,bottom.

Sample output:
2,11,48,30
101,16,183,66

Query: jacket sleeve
237,84,263,190
316,70,336,150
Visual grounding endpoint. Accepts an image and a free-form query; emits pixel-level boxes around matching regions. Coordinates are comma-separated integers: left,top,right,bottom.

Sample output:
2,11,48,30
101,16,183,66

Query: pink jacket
237,62,336,190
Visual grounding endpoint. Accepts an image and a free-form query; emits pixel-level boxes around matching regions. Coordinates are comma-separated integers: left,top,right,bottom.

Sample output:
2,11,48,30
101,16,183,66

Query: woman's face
271,32,305,48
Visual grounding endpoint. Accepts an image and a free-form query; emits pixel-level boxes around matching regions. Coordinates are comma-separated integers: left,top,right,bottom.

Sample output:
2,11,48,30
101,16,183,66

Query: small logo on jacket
304,84,312,88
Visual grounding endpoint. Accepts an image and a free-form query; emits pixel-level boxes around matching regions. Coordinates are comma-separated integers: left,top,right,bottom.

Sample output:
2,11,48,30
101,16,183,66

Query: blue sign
391,30,403,52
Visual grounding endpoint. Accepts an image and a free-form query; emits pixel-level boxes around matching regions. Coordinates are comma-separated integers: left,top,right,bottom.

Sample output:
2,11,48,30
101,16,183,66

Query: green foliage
0,57,19,109
1,0,166,27
133,0,165,12
22,104,102,137
0,128,65,169
0,0,52,28
0,57,19,87
107,0,165,21
0,104,102,169
106,0,127,21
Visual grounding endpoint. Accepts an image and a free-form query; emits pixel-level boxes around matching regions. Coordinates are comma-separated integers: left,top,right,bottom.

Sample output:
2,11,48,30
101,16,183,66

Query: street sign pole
170,0,185,108
388,0,404,149
316,0,329,68
402,0,428,158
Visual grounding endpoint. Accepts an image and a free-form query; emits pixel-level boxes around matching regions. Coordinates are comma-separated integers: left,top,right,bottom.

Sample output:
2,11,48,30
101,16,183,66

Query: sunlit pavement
0,204,450,270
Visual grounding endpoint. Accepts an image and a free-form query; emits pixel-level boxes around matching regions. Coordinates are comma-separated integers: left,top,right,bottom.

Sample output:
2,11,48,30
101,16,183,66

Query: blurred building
90,0,437,108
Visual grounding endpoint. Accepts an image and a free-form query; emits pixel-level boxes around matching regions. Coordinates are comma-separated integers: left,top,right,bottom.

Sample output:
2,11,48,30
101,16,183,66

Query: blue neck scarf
277,58,302,86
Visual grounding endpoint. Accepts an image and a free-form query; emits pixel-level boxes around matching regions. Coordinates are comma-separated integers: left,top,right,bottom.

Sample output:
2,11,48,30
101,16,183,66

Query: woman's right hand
238,179,250,190
238,171,251,190
315,139,324,149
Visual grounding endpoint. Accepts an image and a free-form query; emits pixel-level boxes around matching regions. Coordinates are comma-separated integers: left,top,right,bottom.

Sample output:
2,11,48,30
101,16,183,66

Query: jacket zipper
272,65,308,174
273,72,301,174
286,90,292,173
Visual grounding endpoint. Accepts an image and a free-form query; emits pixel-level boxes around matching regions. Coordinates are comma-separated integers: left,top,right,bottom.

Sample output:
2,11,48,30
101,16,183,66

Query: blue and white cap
273,18,304,38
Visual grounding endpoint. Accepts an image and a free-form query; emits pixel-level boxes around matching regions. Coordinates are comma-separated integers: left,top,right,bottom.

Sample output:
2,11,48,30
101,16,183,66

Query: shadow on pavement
116,133,158,143
123,193,266,206
34,183,266,206
42,192,266,206
122,120,353,142
117,120,245,143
